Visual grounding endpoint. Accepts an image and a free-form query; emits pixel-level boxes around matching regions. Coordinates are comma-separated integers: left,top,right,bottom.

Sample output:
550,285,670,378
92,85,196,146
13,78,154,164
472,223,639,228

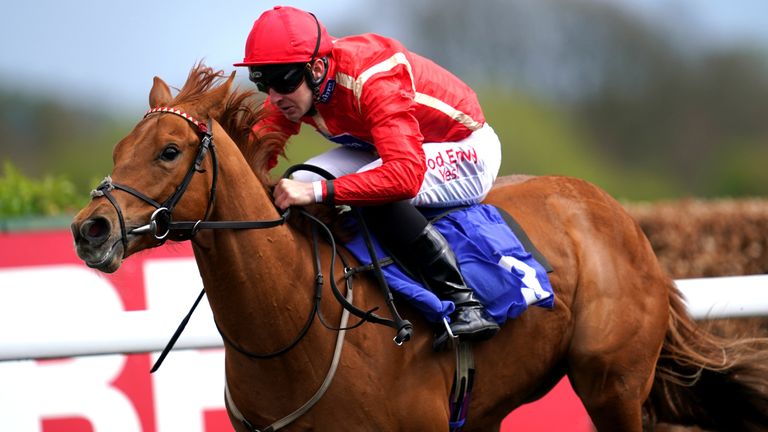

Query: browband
145,106,209,133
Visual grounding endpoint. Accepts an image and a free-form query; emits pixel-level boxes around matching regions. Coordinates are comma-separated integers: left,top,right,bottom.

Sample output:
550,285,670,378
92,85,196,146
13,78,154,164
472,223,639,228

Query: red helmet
234,6,333,67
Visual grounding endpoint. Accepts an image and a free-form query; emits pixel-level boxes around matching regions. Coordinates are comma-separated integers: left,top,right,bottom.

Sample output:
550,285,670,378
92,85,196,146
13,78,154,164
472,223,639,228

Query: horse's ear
204,71,236,119
149,76,173,108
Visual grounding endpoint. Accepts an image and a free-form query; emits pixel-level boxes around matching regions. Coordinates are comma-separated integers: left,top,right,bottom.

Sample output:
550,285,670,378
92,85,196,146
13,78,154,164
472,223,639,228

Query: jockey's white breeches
293,123,502,207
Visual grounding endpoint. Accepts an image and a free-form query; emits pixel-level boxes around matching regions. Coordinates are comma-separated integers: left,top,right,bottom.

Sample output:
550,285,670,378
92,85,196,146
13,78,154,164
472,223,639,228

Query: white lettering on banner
152,350,228,431
0,266,141,431
0,355,142,432
0,259,232,432
144,259,228,432
0,265,123,323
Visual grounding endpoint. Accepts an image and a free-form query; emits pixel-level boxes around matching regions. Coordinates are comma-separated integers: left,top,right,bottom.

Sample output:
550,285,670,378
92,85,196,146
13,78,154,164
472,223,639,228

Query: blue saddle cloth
344,204,555,324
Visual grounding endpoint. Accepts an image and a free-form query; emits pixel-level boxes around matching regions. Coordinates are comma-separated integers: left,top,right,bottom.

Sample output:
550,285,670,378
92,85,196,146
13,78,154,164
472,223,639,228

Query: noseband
91,107,288,254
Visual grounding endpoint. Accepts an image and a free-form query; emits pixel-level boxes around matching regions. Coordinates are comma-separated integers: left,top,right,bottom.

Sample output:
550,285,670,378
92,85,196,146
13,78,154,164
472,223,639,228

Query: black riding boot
405,225,500,341
363,201,499,341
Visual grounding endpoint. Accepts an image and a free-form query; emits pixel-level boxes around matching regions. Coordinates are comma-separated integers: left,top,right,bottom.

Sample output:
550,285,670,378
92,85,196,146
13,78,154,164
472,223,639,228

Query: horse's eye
160,145,180,162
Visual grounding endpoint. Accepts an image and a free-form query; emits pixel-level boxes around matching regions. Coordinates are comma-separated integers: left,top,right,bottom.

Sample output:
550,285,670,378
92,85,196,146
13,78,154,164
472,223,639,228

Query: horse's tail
646,281,768,431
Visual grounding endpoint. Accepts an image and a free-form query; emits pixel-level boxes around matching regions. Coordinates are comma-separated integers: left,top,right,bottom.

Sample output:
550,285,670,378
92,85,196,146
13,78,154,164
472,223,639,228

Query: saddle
344,204,555,328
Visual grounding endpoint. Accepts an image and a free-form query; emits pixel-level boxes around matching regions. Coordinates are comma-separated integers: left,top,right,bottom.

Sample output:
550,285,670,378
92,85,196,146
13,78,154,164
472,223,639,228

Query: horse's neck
191,140,315,346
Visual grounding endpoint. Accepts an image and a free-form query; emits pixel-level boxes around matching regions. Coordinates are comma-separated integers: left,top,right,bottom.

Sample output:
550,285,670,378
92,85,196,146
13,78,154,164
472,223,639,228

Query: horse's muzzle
71,215,124,273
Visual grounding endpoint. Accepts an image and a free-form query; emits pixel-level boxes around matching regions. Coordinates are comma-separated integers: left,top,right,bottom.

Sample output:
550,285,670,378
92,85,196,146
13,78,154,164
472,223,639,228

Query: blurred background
1,4,766,430
2,0,767,217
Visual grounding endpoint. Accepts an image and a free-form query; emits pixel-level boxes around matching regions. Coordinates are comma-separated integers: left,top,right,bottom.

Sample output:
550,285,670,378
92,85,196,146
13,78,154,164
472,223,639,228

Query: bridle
91,106,289,253
91,106,414,432
89,109,387,327
91,106,404,347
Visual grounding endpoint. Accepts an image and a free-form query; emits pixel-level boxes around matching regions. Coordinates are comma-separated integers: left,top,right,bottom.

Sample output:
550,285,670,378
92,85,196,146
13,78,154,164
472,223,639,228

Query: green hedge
0,160,88,218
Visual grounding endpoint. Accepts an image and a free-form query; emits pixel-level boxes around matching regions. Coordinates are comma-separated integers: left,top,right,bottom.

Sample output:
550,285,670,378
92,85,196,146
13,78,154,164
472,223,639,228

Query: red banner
0,229,591,431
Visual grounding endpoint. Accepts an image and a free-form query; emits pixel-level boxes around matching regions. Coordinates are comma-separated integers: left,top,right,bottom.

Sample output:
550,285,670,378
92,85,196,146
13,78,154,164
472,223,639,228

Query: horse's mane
171,64,347,235
172,64,288,186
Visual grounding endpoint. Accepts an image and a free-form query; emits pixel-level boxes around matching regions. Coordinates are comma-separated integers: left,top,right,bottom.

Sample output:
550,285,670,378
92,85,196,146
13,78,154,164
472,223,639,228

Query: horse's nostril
80,216,112,244
87,222,102,238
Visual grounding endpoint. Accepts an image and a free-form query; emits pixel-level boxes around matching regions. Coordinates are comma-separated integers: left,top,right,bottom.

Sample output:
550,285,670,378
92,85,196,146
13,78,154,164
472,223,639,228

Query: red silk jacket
254,33,486,205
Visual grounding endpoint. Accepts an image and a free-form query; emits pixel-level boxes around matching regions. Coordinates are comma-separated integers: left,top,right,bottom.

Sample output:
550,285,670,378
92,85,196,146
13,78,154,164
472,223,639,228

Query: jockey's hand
273,178,315,210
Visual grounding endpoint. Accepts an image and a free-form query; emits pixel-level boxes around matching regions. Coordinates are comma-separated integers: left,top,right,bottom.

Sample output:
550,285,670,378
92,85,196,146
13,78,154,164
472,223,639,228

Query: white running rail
0,262,766,361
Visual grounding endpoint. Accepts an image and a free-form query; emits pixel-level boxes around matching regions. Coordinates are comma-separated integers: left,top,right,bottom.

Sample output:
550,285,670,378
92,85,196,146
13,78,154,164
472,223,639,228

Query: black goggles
248,63,306,94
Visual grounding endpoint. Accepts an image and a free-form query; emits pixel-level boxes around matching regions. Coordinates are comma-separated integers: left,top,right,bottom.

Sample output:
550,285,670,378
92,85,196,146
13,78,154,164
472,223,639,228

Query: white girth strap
225,287,353,431
225,382,248,426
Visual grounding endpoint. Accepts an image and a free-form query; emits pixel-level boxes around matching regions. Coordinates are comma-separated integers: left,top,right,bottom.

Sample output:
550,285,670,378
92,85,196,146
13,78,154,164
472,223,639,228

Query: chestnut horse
72,66,768,431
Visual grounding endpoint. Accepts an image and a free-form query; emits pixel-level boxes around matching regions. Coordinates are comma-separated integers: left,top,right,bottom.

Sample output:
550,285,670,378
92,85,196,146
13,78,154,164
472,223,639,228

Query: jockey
235,6,502,341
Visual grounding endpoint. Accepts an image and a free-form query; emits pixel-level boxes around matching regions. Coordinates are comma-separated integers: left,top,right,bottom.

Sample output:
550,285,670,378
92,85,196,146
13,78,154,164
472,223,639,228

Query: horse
71,65,768,431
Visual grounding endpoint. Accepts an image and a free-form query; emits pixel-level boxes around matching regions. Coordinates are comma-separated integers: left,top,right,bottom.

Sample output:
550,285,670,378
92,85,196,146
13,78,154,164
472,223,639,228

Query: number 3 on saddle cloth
344,204,555,327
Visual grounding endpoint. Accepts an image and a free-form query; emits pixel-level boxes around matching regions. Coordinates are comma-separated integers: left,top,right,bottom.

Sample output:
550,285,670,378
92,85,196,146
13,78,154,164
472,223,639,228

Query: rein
94,106,403,347
92,107,415,431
